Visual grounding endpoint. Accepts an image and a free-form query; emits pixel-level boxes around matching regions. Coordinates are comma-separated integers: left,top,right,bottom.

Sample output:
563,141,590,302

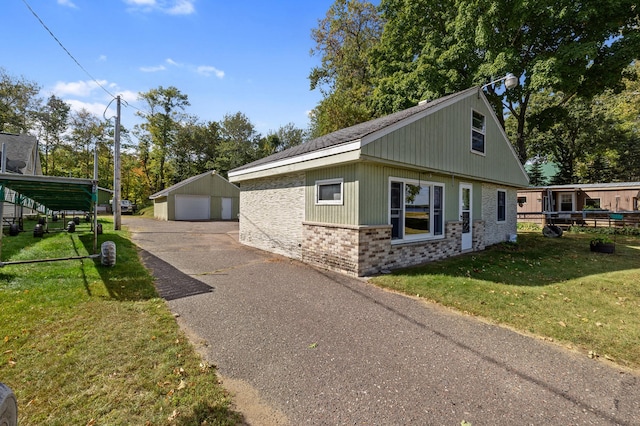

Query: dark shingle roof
231,88,477,174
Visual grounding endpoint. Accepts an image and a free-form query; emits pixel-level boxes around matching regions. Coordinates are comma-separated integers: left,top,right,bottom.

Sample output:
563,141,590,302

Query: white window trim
558,192,574,212
497,189,507,223
388,176,446,244
471,109,486,156
315,178,344,205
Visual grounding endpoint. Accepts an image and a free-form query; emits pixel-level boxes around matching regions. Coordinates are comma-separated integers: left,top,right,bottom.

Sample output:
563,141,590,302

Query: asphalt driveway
123,217,639,425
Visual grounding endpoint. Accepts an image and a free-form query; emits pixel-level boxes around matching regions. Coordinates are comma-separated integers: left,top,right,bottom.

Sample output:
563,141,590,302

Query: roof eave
229,141,362,182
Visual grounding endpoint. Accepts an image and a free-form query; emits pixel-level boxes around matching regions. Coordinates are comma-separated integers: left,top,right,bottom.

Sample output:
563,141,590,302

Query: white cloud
124,0,195,15
57,0,77,8
125,0,156,5
167,0,195,15
52,80,107,97
98,55,107,62
139,65,166,72
117,90,140,103
196,65,224,78
65,99,111,117
166,58,182,67
139,58,224,78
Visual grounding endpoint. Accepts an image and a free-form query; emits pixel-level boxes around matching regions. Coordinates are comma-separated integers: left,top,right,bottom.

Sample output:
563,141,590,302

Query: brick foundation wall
239,173,305,259
302,220,487,277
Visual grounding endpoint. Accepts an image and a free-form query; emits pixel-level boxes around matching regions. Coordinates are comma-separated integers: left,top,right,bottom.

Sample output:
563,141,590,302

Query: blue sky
2,0,336,136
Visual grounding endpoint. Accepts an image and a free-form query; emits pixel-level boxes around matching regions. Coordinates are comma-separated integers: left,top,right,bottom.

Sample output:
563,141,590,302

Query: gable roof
230,88,477,178
149,170,238,199
229,87,528,188
0,132,42,175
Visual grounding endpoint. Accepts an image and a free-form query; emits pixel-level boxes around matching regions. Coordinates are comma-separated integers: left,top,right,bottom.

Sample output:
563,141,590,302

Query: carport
0,173,99,258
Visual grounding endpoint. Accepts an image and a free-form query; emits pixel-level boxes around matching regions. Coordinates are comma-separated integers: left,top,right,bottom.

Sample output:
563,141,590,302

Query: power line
21,0,117,100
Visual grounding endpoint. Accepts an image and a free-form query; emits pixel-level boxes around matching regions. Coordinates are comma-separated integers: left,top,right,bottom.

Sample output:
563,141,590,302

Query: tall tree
309,0,382,137
37,95,70,175
64,109,110,179
214,112,260,177
527,158,547,187
260,123,306,156
172,118,222,183
370,0,640,164
0,68,41,133
136,86,190,192
604,62,640,181
528,92,620,184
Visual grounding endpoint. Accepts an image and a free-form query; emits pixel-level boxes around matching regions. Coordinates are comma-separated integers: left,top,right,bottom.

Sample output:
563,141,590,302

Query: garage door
174,195,210,221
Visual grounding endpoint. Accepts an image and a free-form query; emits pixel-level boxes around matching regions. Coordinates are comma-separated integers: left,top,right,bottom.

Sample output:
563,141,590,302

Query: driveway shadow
138,249,214,301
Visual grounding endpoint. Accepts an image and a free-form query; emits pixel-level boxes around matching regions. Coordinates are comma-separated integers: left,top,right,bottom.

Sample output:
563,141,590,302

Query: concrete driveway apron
124,217,640,425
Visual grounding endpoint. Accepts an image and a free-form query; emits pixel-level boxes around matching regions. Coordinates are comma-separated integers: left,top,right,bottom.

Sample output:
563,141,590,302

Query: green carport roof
0,173,96,212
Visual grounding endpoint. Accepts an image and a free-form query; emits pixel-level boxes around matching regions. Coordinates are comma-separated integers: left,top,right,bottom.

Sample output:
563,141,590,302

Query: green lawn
0,217,241,425
370,229,640,370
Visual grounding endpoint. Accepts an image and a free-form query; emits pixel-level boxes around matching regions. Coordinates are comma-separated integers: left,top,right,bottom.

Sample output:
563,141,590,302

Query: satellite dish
0,151,27,174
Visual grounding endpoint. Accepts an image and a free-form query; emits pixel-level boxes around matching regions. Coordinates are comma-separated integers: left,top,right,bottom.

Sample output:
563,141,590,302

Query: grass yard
371,229,640,370
0,217,240,425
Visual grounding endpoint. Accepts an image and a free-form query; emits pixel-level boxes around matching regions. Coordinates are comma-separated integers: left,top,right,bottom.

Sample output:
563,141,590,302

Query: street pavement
124,217,640,425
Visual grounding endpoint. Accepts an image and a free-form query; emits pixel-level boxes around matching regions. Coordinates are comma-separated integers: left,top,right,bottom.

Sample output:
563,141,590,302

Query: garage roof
0,173,96,212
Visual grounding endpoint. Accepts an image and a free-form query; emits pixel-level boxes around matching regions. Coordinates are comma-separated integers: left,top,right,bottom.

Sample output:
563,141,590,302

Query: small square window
471,111,485,154
316,179,343,205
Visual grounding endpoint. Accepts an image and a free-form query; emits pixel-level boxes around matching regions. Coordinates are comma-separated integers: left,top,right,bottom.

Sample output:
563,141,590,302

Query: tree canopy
1,67,307,207
369,0,640,164
308,0,640,185
308,0,383,137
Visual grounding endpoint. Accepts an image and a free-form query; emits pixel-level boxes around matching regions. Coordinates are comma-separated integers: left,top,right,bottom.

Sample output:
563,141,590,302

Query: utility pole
113,95,122,230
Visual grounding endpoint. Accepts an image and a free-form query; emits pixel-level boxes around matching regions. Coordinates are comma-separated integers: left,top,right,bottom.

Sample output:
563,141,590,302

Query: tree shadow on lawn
398,232,640,286
78,230,213,302
0,219,51,260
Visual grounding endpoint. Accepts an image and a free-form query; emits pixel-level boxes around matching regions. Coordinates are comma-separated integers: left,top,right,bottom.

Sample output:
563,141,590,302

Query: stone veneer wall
302,220,487,277
239,173,305,259
482,183,518,246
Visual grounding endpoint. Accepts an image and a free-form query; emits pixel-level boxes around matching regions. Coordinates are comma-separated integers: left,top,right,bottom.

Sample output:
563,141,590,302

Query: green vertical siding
305,162,486,227
153,197,168,220
305,165,359,224
358,163,462,225
361,96,528,187
170,173,239,198
155,172,240,220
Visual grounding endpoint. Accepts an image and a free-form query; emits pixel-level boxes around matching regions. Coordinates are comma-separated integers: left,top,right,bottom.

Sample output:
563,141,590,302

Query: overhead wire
21,0,154,121
20,0,117,100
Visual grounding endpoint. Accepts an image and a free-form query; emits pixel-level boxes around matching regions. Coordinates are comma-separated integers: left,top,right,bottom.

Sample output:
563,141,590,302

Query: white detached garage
150,171,240,221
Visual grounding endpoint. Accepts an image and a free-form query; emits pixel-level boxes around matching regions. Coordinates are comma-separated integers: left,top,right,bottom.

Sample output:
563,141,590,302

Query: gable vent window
315,178,343,205
471,110,486,154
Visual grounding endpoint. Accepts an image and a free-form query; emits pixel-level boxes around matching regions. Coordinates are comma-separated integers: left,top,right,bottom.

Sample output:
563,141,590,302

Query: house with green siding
228,87,529,276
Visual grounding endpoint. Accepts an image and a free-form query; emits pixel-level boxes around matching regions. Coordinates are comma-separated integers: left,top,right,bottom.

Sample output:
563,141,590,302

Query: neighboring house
0,132,43,219
0,132,42,175
517,182,640,225
228,87,529,277
150,170,239,221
